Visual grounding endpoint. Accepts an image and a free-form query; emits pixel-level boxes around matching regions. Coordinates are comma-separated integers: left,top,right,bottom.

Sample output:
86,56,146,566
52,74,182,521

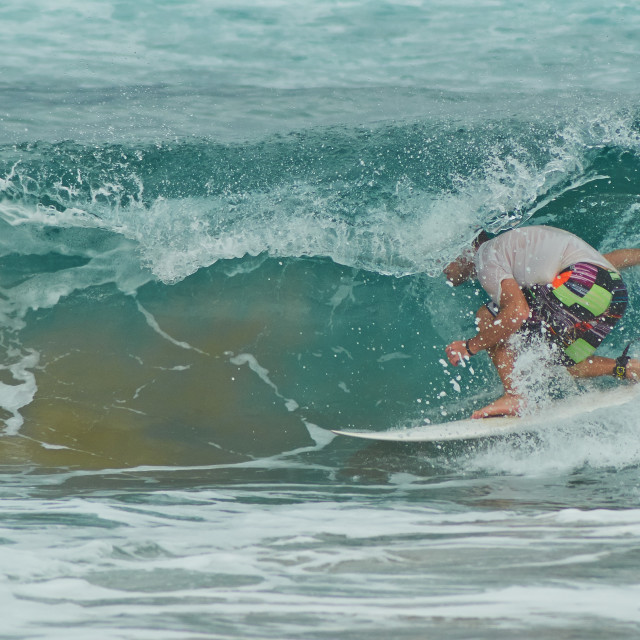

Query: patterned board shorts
486,262,628,366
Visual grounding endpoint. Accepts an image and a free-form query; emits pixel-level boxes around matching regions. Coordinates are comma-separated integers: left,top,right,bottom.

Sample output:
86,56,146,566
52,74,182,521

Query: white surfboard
332,385,640,443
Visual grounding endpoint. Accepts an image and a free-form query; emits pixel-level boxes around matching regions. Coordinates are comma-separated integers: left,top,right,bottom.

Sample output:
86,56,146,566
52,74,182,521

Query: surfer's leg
471,305,524,418
479,306,517,390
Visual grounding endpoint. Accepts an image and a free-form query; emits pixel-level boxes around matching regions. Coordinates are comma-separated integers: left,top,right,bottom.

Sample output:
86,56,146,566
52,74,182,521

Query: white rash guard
474,226,616,305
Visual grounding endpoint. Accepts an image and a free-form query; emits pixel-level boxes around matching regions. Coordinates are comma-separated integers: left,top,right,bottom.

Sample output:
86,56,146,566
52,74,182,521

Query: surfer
444,225,640,418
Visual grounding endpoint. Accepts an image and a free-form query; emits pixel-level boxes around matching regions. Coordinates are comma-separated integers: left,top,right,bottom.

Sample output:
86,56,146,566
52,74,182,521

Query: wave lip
4,103,639,285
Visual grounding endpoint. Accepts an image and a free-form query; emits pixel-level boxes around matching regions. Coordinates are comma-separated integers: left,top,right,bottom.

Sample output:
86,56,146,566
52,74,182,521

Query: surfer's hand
445,340,468,366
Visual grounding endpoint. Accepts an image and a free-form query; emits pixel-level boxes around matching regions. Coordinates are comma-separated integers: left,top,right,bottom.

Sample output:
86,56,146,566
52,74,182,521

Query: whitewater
1,1,640,638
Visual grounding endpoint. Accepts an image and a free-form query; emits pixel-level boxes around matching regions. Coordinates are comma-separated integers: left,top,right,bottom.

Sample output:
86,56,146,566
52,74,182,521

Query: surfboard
331,385,640,443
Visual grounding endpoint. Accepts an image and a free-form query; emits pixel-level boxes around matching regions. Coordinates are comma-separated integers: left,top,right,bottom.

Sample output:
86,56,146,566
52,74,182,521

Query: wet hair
472,229,492,250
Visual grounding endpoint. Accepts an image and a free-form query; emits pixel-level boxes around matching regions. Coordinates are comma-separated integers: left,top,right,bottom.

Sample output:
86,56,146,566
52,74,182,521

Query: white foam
0,349,39,435
4,487,640,639
552,508,640,526
134,300,208,355
466,396,640,476
377,352,411,363
229,352,299,412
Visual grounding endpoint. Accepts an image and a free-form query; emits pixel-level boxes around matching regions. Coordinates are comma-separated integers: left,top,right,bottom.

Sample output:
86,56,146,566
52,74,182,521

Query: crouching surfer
444,225,640,418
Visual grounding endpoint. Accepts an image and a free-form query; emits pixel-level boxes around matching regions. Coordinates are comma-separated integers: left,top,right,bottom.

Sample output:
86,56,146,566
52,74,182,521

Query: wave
0,100,639,466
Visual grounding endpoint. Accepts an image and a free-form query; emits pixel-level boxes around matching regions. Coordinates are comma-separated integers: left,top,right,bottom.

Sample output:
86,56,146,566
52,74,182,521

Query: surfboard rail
331,385,640,443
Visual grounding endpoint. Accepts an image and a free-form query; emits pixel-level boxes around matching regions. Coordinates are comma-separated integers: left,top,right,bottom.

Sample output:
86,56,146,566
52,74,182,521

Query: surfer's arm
446,278,529,365
603,249,640,270
468,279,529,353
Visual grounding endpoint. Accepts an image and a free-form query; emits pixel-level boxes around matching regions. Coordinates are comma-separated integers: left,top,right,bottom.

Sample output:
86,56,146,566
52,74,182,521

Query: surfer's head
472,229,492,250
443,229,492,286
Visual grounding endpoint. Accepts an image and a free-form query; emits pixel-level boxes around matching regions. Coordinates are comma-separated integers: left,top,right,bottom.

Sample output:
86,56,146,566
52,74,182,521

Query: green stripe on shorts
552,283,612,317
564,338,596,364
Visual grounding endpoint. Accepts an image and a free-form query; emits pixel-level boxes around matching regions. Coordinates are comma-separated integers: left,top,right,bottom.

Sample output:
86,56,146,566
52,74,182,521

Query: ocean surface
2,1,640,638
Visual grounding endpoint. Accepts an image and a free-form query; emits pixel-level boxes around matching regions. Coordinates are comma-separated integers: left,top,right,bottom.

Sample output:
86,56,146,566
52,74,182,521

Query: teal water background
2,1,640,638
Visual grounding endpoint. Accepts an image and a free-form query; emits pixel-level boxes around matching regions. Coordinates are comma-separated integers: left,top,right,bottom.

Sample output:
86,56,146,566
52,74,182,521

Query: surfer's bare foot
471,393,523,419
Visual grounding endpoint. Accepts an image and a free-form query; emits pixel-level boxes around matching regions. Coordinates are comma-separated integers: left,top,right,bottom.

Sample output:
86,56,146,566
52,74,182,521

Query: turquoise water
2,1,640,638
